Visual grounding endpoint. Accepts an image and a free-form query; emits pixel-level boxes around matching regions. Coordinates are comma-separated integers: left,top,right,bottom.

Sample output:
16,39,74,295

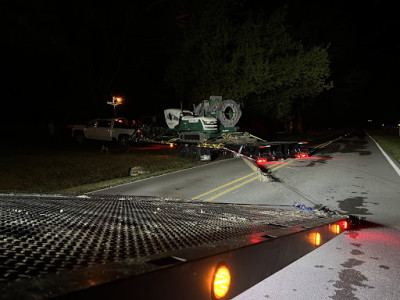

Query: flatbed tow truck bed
0,193,348,299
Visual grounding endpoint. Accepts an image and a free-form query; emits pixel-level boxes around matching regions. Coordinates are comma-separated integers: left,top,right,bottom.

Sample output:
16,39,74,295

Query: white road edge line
367,132,400,177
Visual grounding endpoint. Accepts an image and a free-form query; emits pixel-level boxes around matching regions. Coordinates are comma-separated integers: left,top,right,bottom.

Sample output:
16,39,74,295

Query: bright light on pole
107,96,123,117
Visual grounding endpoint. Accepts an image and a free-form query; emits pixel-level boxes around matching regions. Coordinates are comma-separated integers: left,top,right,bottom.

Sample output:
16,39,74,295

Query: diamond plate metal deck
0,193,324,281
0,193,345,299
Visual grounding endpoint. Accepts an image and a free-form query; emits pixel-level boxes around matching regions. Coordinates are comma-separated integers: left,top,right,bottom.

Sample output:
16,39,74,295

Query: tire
119,135,130,151
73,131,85,143
200,147,211,156
119,135,129,146
188,145,200,160
179,144,189,158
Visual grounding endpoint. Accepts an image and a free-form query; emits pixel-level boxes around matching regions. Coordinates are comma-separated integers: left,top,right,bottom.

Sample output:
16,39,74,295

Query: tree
165,2,332,132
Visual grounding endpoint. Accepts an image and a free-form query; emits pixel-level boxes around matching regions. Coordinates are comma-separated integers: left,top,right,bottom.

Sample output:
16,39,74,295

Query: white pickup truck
71,118,135,146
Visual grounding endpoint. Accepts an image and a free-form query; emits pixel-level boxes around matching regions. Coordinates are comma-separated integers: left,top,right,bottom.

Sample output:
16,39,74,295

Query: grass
0,142,206,194
0,130,346,195
369,131,400,163
2,129,392,195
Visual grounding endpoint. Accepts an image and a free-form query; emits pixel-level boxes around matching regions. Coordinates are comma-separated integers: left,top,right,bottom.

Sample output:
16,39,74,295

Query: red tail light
256,158,268,165
295,152,309,158
338,220,348,230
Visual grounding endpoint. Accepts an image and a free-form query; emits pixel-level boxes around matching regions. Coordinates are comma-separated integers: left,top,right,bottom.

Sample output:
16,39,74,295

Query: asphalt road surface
94,132,400,299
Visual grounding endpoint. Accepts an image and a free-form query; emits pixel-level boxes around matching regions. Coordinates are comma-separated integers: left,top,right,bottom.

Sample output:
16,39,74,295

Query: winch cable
268,175,342,216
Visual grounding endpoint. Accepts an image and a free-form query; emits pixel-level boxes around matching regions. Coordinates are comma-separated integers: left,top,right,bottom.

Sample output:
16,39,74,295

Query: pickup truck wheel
74,132,85,143
119,135,130,151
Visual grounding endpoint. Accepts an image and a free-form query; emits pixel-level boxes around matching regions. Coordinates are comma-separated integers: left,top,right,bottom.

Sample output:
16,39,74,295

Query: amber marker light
329,224,341,234
314,232,321,246
309,232,321,246
212,264,231,299
169,143,174,148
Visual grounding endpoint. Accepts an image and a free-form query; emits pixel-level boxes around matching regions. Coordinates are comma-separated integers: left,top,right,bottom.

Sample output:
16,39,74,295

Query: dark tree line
164,1,332,132
2,1,396,130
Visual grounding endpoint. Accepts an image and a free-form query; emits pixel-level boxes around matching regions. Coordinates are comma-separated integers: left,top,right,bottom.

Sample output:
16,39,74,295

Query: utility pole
107,96,123,117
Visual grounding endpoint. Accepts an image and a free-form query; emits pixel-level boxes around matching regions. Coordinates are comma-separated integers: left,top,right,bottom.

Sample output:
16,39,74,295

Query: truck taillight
329,220,349,234
295,152,309,158
256,158,268,165
339,220,348,230
212,264,231,299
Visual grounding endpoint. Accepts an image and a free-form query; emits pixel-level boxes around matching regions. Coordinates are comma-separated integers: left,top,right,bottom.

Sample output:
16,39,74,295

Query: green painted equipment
164,96,242,141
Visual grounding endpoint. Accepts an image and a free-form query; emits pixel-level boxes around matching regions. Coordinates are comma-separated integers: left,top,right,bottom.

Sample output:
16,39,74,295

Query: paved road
94,132,400,299
234,133,400,300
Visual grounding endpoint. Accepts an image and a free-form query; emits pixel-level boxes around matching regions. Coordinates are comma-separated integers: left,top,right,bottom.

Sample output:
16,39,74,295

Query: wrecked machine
137,96,309,169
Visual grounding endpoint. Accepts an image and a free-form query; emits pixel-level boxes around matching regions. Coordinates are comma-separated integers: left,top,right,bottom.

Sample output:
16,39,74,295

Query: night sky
1,0,399,133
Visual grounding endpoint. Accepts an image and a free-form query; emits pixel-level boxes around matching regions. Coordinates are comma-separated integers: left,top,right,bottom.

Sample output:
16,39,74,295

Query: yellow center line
269,159,295,171
192,172,257,200
314,137,342,149
314,141,331,149
198,159,295,202
205,175,259,202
